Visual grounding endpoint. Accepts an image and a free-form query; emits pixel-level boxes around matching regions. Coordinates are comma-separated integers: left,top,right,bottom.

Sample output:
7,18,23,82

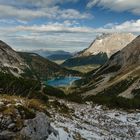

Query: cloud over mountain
87,0,140,15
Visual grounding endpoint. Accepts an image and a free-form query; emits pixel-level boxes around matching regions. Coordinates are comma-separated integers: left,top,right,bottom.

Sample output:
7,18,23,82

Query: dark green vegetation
0,72,48,102
0,72,67,103
132,88,140,98
62,53,108,67
85,95,140,109
98,65,122,75
19,52,82,80
43,85,66,98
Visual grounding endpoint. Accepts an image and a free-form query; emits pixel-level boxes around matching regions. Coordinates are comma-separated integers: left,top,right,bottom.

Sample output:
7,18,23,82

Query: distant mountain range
62,33,136,67
27,49,74,61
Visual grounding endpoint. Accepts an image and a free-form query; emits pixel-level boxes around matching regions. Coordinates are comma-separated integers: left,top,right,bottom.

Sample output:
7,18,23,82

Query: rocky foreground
0,96,58,140
48,99,140,140
0,96,140,140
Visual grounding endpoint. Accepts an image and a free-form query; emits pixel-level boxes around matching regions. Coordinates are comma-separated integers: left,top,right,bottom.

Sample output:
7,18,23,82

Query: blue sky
0,0,140,52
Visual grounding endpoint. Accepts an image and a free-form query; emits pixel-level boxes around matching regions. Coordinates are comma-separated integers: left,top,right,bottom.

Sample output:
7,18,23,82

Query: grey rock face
0,40,28,76
20,112,58,140
0,97,59,140
0,112,58,140
97,35,140,74
78,33,136,57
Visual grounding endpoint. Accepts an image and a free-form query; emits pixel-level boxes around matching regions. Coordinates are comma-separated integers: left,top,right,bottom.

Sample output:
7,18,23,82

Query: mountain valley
1,1,140,139
0,34,140,140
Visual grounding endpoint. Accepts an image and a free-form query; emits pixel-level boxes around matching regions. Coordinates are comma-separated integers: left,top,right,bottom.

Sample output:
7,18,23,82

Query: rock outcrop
0,97,58,140
0,40,28,76
20,112,58,140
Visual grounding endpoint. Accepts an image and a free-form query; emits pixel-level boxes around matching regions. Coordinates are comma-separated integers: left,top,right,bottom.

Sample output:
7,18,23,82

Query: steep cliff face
0,40,29,76
96,35,140,75
78,33,136,57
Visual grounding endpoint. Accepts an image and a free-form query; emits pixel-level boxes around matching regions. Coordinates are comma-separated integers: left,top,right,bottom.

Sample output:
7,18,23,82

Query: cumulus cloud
94,19,140,33
0,0,91,21
87,0,140,15
20,0,79,7
0,5,47,20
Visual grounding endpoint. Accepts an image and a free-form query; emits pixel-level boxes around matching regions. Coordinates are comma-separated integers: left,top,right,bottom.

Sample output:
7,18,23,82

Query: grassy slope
66,64,100,73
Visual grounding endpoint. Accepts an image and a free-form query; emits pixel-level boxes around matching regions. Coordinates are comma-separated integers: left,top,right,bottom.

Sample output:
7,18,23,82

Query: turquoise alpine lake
46,77,81,87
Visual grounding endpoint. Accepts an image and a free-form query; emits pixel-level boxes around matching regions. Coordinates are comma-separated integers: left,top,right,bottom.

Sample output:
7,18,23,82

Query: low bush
85,95,140,109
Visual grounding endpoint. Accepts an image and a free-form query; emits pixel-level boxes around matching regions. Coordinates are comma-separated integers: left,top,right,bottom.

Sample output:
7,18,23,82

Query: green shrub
43,85,66,98
85,95,140,109
0,72,49,102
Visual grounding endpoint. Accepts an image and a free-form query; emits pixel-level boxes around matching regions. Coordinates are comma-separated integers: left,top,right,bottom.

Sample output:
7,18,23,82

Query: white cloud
0,1,91,21
0,22,94,33
0,19,139,52
87,0,140,15
13,0,79,7
100,19,140,33
0,4,47,20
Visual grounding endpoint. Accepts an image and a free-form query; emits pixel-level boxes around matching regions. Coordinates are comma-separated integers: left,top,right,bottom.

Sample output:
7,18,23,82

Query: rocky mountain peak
78,33,136,57
96,33,112,40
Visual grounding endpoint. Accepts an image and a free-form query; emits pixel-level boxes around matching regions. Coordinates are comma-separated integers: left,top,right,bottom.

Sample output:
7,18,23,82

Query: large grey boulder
20,112,58,140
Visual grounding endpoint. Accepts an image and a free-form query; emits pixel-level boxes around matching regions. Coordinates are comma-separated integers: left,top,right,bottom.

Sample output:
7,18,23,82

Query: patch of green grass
67,64,100,73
